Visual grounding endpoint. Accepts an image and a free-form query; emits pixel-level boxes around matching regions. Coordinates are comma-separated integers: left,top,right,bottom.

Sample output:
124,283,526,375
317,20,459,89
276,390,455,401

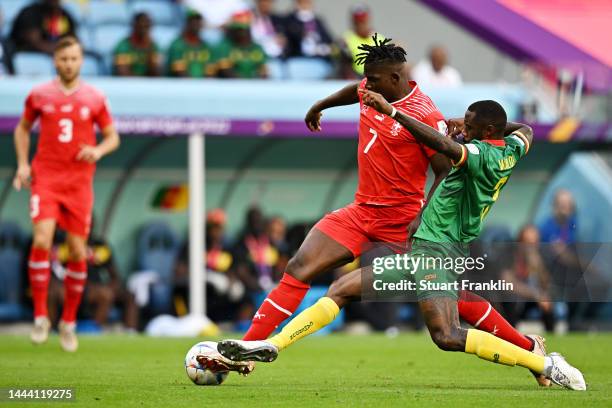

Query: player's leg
29,218,57,344
419,296,585,390
242,206,364,340
218,268,362,361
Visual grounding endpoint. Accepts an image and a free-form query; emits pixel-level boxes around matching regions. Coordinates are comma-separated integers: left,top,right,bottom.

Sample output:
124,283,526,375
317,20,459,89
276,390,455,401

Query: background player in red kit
13,36,120,352
226,35,549,385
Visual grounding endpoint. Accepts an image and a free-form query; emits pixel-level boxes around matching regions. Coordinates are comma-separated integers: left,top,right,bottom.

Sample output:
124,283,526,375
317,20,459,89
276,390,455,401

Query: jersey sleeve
453,143,482,175
505,131,531,158
23,92,39,123
419,111,448,158
95,98,113,130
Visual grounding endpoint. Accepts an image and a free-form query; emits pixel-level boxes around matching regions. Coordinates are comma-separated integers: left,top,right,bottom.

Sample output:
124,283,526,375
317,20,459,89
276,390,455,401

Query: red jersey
355,80,447,207
23,79,113,182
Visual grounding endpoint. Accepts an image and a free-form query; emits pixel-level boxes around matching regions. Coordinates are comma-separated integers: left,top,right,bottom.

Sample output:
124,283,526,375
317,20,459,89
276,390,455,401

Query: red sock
61,260,88,323
28,247,51,318
458,291,533,351
242,273,310,340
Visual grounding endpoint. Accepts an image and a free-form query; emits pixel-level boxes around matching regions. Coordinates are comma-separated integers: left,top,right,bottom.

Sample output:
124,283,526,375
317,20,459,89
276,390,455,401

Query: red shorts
30,177,94,237
314,202,421,257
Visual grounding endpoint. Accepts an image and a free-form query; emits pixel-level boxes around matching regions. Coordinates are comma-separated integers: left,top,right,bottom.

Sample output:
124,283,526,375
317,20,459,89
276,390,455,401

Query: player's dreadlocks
355,33,407,66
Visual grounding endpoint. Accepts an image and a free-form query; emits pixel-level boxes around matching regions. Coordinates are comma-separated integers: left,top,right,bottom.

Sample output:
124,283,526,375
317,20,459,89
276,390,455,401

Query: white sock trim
473,303,492,328
264,298,292,316
29,261,50,269
66,270,87,280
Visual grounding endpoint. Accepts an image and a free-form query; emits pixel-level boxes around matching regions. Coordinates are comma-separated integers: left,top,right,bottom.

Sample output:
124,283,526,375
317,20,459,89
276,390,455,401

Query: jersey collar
391,81,418,105
482,139,506,146
54,78,81,96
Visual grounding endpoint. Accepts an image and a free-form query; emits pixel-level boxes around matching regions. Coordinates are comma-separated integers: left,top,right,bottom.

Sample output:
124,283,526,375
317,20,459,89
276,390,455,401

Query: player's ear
390,71,401,83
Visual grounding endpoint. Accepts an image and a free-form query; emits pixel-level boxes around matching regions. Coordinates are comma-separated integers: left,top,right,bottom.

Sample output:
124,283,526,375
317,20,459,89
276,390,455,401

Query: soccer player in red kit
215,35,548,386
13,36,120,352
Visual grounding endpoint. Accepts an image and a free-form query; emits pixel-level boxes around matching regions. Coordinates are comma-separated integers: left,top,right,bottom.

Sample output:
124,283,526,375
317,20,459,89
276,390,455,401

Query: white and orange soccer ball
184,341,229,386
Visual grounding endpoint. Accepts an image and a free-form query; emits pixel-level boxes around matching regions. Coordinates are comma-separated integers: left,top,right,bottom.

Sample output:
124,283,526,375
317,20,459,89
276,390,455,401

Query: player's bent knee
285,254,311,283
429,327,464,352
32,231,53,250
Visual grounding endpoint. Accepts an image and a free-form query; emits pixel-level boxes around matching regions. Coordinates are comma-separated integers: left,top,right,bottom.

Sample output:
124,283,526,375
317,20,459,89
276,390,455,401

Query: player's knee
326,276,353,308
285,254,309,283
429,326,464,352
67,243,87,261
32,231,53,250
100,287,114,304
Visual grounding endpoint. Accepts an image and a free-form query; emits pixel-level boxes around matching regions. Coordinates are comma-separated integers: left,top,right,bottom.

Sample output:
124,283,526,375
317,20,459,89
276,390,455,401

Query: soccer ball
184,341,229,386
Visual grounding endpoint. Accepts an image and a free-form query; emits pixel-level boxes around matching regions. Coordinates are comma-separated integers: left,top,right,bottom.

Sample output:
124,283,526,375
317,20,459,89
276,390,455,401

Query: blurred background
0,0,611,336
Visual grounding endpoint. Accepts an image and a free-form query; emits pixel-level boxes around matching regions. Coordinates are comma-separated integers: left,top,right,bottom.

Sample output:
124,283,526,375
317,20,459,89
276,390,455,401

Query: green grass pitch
0,333,610,407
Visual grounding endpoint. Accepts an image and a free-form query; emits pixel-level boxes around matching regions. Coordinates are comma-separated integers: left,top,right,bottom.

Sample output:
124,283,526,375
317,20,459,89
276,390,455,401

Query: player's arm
505,121,533,150
359,89,463,162
76,125,120,163
305,82,360,131
13,118,34,190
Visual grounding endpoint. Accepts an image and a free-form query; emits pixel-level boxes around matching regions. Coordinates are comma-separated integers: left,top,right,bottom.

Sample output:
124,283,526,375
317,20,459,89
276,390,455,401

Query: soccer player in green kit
217,95,587,391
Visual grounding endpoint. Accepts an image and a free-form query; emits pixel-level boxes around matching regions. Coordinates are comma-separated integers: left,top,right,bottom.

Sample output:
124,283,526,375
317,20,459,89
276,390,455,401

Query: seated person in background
340,4,378,78
251,0,286,59
283,0,334,60
411,45,463,87
266,215,290,279
9,0,77,54
167,10,216,77
54,221,139,331
174,209,250,323
113,12,161,77
216,11,268,79
500,225,555,332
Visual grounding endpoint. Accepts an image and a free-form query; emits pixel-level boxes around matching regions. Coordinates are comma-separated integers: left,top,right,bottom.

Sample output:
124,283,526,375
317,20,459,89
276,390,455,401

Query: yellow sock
268,297,340,351
465,329,545,373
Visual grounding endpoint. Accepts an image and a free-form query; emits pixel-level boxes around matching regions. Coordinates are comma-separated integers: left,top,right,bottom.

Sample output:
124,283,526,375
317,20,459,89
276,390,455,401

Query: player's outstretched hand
446,118,465,139
12,165,31,191
305,107,323,132
77,145,102,163
358,89,393,116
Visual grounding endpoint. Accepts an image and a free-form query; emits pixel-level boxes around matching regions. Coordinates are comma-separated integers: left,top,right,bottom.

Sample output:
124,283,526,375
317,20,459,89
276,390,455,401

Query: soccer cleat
546,352,586,391
58,321,78,352
527,335,551,387
217,339,278,363
195,352,255,376
31,316,51,345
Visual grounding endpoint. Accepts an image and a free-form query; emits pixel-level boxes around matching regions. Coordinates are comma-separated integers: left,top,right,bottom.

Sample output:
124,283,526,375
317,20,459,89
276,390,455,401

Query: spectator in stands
184,0,248,29
233,206,282,294
167,10,216,77
251,0,286,59
500,225,555,332
216,11,268,79
283,0,335,60
9,0,77,54
539,189,609,330
112,12,161,77
411,45,463,87
173,209,250,323
340,4,377,78
266,215,290,278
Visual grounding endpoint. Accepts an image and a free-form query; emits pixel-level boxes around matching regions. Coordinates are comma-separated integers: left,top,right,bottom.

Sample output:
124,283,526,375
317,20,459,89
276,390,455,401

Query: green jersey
113,37,160,76
414,132,530,243
215,39,267,79
167,36,215,77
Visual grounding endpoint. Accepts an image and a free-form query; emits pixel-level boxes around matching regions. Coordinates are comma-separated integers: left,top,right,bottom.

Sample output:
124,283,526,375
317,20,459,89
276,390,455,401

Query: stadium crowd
0,0,462,83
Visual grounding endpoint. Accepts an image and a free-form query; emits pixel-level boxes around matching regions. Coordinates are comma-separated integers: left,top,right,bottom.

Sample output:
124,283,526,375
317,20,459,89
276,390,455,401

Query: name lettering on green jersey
498,155,516,171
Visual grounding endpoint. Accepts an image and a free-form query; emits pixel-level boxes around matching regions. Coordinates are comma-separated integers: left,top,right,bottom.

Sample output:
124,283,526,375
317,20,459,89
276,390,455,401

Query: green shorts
377,239,469,301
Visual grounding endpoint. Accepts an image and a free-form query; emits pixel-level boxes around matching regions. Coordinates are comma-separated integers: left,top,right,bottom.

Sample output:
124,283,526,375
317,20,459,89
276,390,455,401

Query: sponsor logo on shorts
289,321,314,340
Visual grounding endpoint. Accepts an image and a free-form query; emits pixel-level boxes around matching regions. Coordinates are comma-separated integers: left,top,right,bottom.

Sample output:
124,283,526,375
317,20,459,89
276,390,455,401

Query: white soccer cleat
31,316,51,345
195,350,256,376
527,334,551,387
217,339,279,363
58,321,78,352
546,352,586,391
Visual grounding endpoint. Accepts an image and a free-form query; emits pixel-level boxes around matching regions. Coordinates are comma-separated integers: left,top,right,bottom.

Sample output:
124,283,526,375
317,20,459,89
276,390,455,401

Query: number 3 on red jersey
58,118,73,143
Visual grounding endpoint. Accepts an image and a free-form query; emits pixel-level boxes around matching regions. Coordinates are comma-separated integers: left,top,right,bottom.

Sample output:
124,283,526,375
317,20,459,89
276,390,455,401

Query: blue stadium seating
137,222,180,314
152,26,180,51
63,1,84,25
0,222,27,321
13,52,55,76
267,58,286,80
286,57,333,80
76,26,94,51
92,23,130,60
1,0,31,38
81,54,104,76
87,1,130,27
129,1,179,26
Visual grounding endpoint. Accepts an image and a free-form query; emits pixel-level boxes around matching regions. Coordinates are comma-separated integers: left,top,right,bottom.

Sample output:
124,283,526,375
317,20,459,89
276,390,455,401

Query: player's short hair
467,100,507,132
54,35,81,54
355,33,406,67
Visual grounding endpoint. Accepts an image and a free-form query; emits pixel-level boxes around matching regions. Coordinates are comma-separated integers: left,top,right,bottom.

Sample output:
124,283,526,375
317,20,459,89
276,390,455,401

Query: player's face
364,64,401,101
54,44,83,82
463,110,496,142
